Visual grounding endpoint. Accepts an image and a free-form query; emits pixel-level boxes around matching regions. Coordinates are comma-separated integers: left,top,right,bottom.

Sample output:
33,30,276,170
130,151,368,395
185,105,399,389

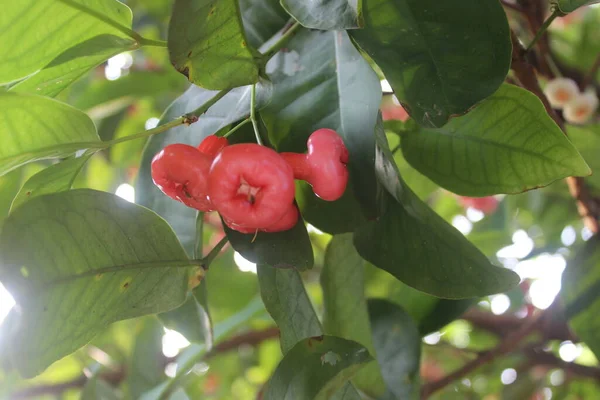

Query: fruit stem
104,116,188,146
262,21,302,60
525,10,559,52
250,84,264,146
202,236,229,269
222,119,251,138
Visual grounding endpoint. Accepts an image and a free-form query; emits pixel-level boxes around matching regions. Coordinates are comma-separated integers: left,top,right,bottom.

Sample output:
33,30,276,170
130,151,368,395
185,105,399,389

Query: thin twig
250,84,263,145
421,311,545,398
525,9,560,52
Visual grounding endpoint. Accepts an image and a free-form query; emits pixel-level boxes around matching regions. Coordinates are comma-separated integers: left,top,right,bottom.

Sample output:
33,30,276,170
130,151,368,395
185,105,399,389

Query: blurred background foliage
1,0,600,399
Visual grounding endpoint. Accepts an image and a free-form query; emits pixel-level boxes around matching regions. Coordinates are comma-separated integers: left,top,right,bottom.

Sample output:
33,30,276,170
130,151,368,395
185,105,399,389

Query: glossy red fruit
459,196,498,214
151,144,213,211
281,128,349,201
262,205,299,232
208,144,295,229
198,135,229,158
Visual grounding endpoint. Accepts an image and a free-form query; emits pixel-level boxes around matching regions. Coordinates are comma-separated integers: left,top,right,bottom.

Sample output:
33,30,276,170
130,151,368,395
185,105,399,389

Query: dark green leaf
354,117,520,298
321,234,385,396
281,0,363,29
168,0,260,89
81,376,121,400
368,299,421,400
349,0,511,128
0,190,191,377
136,84,270,254
128,318,166,399
562,236,600,359
418,299,474,335
401,84,591,196
257,265,322,353
263,336,372,400
0,0,135,84
9,35,135,97
224,217,314,271
261,29,382,229
555,0,600,13
11,156,90,210
331,384,362,400
0,93,101,176
239,0,289,48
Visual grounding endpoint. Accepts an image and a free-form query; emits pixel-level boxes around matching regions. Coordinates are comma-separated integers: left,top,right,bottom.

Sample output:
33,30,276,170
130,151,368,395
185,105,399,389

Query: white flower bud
564,90,599,125
543,78,579,109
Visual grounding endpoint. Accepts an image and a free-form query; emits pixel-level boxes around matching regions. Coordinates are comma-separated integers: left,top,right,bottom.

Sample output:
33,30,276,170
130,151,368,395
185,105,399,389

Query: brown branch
510,30,600,234
524,347,600,381
421,310,544,398
10,327,279,399
583,53,600,89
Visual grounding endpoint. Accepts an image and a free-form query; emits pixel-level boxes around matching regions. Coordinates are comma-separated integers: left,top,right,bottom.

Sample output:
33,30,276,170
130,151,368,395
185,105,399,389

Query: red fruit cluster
458,196,498,214
151,128,349,233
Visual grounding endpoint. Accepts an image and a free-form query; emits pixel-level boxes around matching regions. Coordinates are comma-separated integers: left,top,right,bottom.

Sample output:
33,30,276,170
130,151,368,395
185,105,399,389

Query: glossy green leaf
224,218,314,271
128,318,166,399
257,265,322,353
349,0,511,128
562,236,600,359
9,36,135,97
0,93,101,177
555,0,600,13
0,0,135,84
401,84,591,196
321,234,385,396
11,156,90,210
354,117,520,298
568,124,600,190
136,84,271,255
239,0,289,48
168,0,260,89
0,190,191,377
263,336,372,400
261,29,382,230
281,0,363,29
368,299,421,399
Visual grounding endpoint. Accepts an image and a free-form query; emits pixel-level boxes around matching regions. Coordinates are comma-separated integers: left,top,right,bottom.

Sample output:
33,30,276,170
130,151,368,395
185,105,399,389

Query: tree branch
9,327,279,399
510,30,600,234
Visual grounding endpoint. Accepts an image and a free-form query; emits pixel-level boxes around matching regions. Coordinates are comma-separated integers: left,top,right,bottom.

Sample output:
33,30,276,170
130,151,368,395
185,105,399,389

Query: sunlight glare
0,283,15,325
162,328,190,358
115,183,135,203
234,252,257,274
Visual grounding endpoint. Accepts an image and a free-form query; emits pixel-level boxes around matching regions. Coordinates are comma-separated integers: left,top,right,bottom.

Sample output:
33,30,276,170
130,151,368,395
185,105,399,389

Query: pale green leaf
281,0,363,29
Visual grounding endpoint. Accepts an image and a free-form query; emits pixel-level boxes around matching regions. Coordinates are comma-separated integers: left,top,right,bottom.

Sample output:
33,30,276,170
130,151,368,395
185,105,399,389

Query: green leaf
354,117,520,298
158,288,212,345
0,0,135,84
81,376,120,400
239,0,289,48
401,84,591,196
128,318,167,399
0,170,22,221
136,84,271,255
224,218,314,271
257,265,322,353
9,36,135,98
261,29,382,230
417,299,474,335
368,299,421,399
331,384,362,400
349,0,511,128
568,124,600,190
281,0,363,29
11,156,90,210
555,0,600,13
168,0,260,89
321,234,385,396
562,236,600,359
0,93,101,177
262,336,372,400
0,189,191,377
